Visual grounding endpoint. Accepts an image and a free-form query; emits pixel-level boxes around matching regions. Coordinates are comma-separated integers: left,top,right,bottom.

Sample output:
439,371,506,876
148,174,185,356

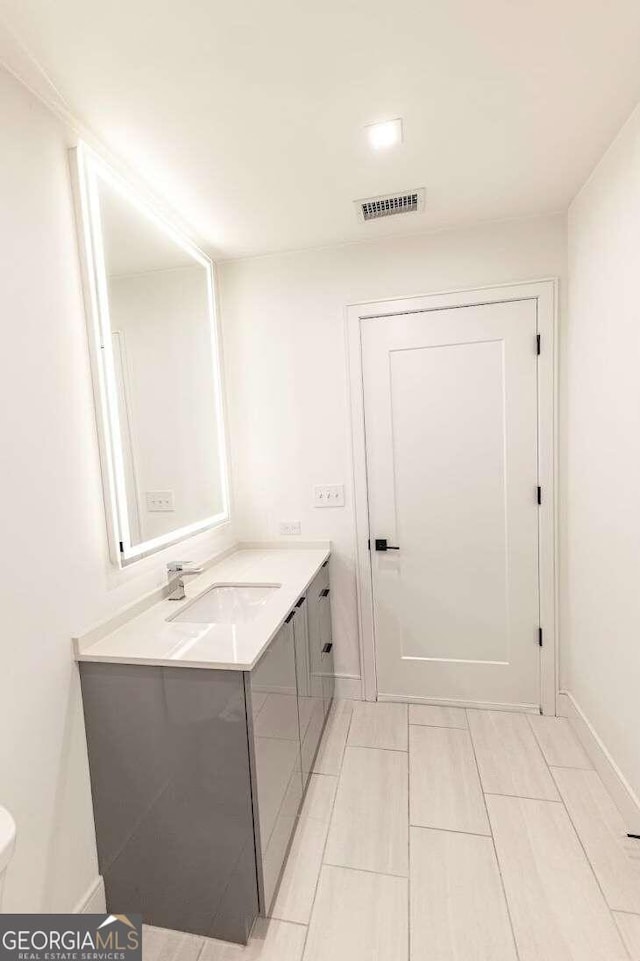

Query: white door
361,299,540,710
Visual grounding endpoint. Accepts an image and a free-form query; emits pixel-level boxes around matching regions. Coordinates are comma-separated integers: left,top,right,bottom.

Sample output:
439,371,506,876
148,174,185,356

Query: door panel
391,339,509,663
362,300,540,708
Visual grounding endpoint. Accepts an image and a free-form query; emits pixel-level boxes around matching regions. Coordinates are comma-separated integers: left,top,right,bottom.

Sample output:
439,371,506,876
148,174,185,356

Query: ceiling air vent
356,189,425,223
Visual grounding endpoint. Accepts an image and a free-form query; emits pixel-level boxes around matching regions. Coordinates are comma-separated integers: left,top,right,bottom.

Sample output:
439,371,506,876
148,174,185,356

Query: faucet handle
167,561,203,574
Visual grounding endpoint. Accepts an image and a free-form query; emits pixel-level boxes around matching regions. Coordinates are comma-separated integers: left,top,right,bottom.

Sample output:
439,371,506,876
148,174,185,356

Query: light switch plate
313,484,345,508
146,490,175,512
279,521,301,535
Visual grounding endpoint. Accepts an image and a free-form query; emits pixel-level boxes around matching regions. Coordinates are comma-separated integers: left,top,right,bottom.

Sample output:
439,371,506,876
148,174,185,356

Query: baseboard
377,692,539,713
73,875,106,914
332,675,363,700
557,690,640,835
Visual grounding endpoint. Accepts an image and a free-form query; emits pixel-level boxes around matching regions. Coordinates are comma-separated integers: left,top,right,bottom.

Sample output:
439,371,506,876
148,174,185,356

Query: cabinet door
307,562,334,718
319,583,335,713
293,594,325,789
247,619,303,912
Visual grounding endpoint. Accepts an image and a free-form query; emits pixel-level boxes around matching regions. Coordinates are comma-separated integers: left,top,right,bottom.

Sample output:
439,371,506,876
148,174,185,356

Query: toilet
0,806,16,909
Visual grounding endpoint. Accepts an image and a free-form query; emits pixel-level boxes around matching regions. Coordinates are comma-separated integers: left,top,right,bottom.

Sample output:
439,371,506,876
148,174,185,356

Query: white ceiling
2,0,640,259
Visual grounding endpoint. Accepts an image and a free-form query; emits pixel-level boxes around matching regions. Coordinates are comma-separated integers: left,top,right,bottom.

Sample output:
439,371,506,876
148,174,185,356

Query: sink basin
169,584,279,625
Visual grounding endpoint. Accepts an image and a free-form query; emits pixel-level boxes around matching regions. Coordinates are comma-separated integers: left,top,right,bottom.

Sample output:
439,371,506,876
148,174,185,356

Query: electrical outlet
313,484,345,508
279,520,301,536
146,490,175,512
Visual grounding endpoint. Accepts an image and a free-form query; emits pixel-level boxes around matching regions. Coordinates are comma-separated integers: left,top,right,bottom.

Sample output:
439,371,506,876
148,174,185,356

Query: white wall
0,65,235,912
563,104,640,803
220,216,567,684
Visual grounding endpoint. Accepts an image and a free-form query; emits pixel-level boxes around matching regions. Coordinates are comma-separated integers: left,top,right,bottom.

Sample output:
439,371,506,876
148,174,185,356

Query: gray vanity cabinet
79,662,259,944
245,571,334,914
306,562,335,717
79,561,333,946
293,595,325,788
245,616,303,912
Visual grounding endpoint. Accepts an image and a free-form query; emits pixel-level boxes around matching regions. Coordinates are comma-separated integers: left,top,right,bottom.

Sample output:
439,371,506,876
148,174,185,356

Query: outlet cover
313,485,345,508
279,521,301,536
146,490,175,512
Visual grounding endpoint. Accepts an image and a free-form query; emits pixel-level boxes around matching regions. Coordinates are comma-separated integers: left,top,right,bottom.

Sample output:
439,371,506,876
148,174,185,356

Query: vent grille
356,189,425,222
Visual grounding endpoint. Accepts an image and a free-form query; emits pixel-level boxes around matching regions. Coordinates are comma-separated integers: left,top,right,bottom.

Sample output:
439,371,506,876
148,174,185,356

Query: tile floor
144,700,640,961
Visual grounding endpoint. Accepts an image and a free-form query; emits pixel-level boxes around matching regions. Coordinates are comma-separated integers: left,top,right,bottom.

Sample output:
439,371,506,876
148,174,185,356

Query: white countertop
74,547,330,671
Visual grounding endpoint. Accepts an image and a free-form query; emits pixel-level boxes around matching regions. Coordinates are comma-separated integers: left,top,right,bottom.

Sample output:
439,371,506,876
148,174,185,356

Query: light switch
279,521,301,535
146,490,175,512
313,485,345,508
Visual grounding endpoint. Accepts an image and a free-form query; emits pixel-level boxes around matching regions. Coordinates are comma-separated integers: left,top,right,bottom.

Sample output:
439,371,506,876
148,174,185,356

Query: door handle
322,643,333,654
320,588,330,597
375,539,400,552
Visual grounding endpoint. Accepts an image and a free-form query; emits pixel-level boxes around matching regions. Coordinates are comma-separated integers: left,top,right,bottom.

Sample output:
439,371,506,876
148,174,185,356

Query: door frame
346,279,558,715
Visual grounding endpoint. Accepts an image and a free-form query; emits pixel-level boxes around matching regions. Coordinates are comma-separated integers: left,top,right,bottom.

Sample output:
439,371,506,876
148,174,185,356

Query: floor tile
467,710,559,800
487,794,627,960
324,745,408,876
614,912,640,959
528,715,591,769
302,865,408,961
409,704,468,729
312,701,353,776
552,766,640,912
410,725,490,835
410,827,517,960
143,927,204,961
200,918,306,961
270,815,329,924
347,701,408,751
329,698,356,718
299,774,337,822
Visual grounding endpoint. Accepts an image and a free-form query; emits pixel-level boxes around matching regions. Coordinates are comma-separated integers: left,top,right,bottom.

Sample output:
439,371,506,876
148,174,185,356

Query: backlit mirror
73,143,229,563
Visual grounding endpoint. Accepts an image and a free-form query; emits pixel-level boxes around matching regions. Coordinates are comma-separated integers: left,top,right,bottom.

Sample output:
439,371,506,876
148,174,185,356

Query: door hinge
538,627,543,647
537,486,542,505
536,334,541,355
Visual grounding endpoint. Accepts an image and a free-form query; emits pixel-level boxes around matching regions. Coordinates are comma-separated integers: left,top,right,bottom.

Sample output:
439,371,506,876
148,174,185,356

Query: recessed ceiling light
365,118,403,150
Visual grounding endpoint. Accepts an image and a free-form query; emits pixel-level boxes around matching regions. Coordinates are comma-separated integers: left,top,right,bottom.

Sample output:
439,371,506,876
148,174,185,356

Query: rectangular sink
168,584,280,625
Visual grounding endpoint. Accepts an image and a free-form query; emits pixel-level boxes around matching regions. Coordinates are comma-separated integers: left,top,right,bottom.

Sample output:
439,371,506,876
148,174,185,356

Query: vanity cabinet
306,561,335,717
79,560,333,945
246,616,303,912
245,561,334,914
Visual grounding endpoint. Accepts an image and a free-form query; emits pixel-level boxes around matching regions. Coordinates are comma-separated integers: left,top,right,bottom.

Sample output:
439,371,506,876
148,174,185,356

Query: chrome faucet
166,561,204,601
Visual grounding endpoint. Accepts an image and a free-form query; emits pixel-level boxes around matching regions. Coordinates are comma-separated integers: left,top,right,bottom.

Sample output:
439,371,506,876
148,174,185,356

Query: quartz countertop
73,547,330,671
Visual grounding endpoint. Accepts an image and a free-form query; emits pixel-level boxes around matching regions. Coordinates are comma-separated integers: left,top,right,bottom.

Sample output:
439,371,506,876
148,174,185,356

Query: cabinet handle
322,643,333,654
295,596,306,608
320,588,330,598
285,611,296,624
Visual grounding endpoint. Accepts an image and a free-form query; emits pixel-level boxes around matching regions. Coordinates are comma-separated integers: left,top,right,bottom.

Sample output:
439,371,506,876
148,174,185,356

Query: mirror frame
71,142,230,565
